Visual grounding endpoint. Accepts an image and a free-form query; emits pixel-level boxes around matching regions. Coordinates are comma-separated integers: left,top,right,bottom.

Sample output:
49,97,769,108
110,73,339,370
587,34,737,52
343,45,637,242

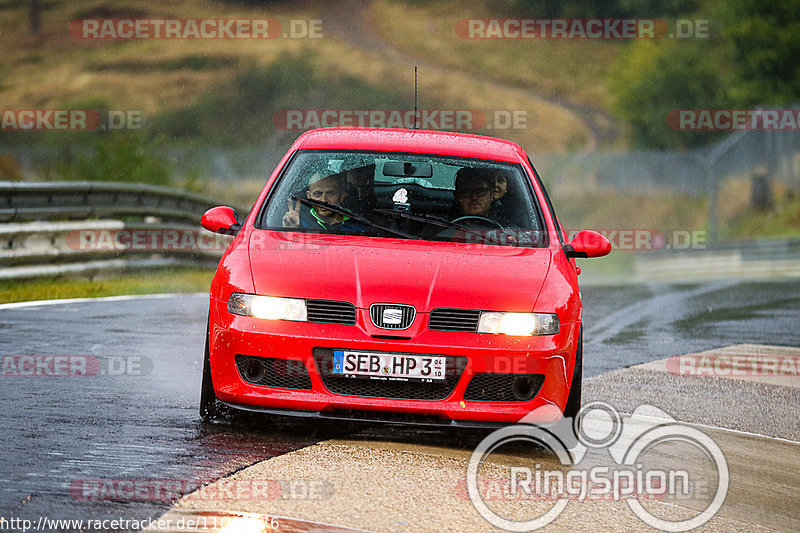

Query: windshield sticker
392,188,409,204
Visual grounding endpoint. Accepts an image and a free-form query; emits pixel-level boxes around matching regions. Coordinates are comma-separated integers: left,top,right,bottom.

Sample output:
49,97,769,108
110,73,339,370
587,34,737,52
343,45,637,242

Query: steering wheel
451,216,505,230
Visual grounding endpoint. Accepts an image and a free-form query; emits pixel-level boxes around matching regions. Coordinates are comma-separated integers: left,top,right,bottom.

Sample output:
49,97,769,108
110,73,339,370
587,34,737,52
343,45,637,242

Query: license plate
332,350,446,382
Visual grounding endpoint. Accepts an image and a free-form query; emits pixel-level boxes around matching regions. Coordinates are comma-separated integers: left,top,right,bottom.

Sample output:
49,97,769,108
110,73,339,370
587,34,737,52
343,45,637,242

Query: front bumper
209,297,579,424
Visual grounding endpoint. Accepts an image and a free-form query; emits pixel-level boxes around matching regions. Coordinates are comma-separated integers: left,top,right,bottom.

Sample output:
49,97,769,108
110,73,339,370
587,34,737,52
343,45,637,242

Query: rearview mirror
201,206,241,235
564,230,611,258
382,161,433,178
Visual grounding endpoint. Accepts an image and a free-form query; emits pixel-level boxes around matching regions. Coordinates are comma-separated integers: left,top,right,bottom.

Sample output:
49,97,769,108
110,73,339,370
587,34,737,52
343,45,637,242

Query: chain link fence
537,129,800,198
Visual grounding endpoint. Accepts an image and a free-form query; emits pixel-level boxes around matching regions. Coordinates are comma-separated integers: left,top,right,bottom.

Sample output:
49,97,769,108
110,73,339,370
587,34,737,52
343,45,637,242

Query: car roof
293,127,528,164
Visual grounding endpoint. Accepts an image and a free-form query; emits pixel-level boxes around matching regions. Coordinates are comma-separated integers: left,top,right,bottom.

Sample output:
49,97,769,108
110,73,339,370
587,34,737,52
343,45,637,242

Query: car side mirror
564,230,611,258
201,206,241,235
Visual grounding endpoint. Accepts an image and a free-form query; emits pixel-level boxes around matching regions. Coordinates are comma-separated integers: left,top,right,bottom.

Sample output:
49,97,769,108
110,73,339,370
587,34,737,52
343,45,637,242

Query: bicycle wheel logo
467,402,729,531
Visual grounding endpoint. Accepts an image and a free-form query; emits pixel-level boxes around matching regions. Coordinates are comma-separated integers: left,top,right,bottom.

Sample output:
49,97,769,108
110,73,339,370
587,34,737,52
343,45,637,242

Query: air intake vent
235,355,312,390
429,308,481,332
306,299,357,325
463,373,545,402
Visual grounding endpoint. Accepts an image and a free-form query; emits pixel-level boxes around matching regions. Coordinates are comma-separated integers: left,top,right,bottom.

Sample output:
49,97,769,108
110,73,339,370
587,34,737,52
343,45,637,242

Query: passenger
486,168,520,227
282,171,365,232
489,168,509,203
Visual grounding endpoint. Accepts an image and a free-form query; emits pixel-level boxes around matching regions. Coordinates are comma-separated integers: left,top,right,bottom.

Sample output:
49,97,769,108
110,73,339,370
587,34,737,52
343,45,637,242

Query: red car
199,127,610,427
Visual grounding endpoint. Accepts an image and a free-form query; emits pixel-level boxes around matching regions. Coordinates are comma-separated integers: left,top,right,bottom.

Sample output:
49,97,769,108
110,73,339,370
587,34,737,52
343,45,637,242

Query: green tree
609,0,800,149
609,39,730,149
722,0,800,105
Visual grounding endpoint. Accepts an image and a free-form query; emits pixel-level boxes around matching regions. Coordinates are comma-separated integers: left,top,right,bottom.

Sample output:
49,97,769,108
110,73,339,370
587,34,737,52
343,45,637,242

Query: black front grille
235,355,312,390
313,348,466,400
463,373,545,402
370,303,416,329
306,299,356,324
429,308,481,332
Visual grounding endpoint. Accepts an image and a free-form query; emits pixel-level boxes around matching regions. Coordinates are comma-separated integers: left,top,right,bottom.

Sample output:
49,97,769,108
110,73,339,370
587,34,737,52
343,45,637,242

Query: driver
282,171,365,232
451,167,495,221
448,167,520,245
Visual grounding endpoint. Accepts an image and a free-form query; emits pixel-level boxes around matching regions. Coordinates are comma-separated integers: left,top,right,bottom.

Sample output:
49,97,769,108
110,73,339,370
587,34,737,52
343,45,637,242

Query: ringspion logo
467,402,729,531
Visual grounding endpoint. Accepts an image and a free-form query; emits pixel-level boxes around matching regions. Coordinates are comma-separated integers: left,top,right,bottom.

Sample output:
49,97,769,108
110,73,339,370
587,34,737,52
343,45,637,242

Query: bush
59,133,170,185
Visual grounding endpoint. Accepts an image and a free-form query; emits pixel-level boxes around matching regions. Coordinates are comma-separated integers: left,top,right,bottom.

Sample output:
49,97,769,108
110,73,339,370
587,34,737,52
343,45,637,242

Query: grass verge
0,267,214,305
372,0,621,108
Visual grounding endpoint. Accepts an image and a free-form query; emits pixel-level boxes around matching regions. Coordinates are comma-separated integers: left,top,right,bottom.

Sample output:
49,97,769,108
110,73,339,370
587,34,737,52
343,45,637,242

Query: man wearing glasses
452,167,495,220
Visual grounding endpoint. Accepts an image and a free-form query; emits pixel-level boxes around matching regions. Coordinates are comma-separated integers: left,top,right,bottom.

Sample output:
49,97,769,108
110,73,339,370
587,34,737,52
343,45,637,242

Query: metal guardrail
633,239,800,280
0,181,232,279
0,181,219,223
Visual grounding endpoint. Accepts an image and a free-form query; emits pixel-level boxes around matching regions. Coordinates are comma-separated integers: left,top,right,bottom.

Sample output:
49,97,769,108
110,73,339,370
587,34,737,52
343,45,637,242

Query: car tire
199,325,224,421
563,327,582,421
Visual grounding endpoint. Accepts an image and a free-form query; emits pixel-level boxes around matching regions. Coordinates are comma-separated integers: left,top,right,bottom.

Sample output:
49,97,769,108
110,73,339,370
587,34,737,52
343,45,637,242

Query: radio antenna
413,65,418,129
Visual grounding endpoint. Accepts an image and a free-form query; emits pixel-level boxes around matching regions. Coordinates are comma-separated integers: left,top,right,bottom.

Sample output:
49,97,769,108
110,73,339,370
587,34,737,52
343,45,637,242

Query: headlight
478,312,559,336
227,293,307,322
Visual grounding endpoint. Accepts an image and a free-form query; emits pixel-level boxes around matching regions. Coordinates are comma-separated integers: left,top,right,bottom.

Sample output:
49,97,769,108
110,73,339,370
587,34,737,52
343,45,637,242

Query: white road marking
0,292,206,310
616,412,800,445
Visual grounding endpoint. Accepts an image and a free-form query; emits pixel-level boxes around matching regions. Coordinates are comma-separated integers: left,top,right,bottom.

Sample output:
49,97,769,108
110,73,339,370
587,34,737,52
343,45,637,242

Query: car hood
247,231,551,312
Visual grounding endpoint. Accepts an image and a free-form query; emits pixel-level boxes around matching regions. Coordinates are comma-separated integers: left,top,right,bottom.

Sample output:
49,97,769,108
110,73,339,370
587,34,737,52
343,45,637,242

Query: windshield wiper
291,196,421,240
372,208,492,243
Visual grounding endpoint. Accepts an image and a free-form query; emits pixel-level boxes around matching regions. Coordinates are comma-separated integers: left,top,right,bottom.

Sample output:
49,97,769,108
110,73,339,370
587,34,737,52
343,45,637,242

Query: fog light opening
243,359,266,383
512,376,536,401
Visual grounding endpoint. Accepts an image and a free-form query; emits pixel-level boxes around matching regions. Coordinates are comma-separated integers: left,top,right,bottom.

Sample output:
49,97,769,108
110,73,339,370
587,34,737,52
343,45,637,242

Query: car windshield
258,150,546,247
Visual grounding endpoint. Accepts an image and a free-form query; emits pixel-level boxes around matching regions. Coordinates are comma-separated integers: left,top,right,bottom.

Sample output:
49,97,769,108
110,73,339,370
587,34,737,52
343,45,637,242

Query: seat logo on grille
371,303,415,329
382,308,403,325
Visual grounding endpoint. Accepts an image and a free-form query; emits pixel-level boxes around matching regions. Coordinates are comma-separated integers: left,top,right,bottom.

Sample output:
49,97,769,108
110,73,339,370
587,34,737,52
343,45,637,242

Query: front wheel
563,327,582,420
199,327,226,420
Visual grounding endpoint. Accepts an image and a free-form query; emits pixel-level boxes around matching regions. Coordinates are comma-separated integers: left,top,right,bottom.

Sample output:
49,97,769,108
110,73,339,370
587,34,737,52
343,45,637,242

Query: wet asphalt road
1,279,799,528
582,279,800,376
0,295,320,529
